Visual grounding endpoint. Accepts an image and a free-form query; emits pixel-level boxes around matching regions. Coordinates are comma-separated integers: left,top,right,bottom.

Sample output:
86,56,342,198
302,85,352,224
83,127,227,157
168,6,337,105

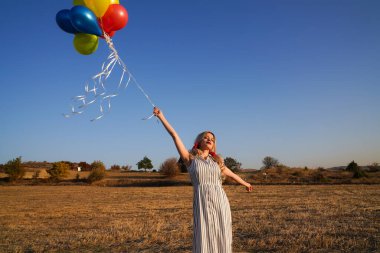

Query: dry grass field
0,184,379,252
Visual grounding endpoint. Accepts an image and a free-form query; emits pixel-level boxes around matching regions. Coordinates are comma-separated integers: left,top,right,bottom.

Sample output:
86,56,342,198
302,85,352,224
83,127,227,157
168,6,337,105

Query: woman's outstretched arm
222,167,253,192
153,107,191,165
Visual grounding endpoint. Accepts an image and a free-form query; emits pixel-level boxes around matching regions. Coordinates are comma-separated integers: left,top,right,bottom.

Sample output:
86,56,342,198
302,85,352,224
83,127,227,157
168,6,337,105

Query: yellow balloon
73,33,99,55
110,0,119,4
84,0,111,18
73,0,86,6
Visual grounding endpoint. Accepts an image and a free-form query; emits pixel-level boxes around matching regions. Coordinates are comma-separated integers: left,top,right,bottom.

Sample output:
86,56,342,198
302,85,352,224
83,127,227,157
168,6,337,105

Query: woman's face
199,132,215,151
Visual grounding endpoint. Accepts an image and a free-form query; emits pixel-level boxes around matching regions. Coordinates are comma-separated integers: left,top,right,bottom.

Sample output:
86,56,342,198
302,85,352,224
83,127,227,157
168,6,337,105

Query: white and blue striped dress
188,155,232,253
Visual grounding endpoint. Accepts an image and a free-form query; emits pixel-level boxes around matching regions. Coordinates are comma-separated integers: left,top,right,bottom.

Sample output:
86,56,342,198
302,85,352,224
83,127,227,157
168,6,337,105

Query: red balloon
100,4,128,34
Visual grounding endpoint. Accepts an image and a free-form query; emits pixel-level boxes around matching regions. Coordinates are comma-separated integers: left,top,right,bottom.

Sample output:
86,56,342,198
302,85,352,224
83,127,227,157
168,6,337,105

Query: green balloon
73,33,99,55
73,0,86,6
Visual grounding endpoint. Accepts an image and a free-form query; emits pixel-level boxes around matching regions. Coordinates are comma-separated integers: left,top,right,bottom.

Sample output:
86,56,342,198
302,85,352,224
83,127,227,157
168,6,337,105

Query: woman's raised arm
153,107,191,165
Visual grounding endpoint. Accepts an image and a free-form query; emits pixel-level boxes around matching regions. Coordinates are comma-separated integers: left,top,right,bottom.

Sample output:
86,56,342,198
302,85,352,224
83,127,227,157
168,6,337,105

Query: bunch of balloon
56,0,128,55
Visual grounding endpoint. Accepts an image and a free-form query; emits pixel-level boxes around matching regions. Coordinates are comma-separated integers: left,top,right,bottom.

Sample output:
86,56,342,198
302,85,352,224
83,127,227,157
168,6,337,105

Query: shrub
312,171,325,183
121,165,132,172
87,160,106,183
4,157,25,181
47,162,70,181
110,164,121,171
353,169,366,179
159,158,180,178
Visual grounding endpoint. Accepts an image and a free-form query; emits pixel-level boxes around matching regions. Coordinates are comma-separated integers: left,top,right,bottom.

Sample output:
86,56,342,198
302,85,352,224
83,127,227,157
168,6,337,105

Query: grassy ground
0,185,379,252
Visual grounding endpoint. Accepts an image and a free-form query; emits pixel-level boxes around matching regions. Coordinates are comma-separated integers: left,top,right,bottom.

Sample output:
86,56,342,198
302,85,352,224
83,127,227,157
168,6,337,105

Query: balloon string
104,34,155,108
63,33,156,121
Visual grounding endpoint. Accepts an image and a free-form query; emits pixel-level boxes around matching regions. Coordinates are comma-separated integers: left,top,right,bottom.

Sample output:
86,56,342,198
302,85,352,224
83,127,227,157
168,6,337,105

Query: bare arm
153,107,191,166
222,167,253,192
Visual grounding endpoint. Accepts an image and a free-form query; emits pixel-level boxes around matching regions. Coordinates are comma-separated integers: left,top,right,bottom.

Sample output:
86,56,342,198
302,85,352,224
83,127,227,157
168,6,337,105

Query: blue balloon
70,6,103,37
56,9,79,34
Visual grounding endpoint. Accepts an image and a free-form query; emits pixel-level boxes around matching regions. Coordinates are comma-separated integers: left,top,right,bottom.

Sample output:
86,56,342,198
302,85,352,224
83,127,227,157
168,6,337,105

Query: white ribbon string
64,33,155,121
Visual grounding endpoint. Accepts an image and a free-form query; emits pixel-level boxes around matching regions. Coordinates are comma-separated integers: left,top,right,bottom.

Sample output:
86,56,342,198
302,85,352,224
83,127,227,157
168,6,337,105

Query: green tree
4,156,25,181
262,156,279,169
346,160,365,178
137,156,153,172
224,157,242,172
346,160,358,172
47,162,70,181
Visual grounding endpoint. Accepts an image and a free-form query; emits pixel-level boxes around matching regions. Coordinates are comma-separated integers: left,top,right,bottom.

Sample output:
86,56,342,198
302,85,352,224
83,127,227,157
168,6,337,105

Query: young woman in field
153,107,253,253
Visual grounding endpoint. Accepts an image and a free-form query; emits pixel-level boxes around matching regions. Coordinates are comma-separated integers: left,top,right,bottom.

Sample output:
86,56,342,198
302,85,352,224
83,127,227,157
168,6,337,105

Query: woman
153,107,253,253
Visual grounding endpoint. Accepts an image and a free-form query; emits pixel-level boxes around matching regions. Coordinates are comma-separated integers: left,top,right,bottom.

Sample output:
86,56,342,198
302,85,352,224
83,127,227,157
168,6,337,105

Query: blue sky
0,0,379,169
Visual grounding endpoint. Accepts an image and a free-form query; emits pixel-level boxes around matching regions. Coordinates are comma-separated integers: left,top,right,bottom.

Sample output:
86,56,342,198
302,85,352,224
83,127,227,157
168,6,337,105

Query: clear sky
0,0,379,170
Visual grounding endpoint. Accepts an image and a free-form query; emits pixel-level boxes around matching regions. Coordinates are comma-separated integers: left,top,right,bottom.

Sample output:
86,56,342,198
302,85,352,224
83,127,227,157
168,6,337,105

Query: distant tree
137,156,153,172
262,156,279,169
224,157,242,172
159,158,180,177
4,157,25,181
47,162,70,181
346,161,358,172
87,160,106,183
110,164,121,171
346,160,365,178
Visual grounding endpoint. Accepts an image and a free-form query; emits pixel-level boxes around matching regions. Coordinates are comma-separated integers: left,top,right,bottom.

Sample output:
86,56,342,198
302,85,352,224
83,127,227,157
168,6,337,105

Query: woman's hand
245,183,253,192
153,107,163,118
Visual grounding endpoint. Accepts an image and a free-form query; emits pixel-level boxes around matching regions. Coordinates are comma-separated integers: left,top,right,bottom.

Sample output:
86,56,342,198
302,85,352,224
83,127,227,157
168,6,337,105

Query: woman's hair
190,131,225,170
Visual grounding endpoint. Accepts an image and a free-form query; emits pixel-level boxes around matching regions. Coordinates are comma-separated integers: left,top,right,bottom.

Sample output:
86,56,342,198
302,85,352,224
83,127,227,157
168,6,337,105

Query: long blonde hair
190,131,225,170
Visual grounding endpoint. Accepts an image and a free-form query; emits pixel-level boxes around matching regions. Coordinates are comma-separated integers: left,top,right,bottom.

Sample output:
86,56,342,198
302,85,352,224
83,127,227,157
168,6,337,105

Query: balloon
110,0,119,4
100,4,128,34
84,0,110,18
73,0,86,6
56,9,79,34
70,6,103,36
73,33,99,55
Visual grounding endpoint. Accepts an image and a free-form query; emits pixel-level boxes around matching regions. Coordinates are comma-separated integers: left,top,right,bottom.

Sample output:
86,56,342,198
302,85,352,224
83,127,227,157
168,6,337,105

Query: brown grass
0,185,379,252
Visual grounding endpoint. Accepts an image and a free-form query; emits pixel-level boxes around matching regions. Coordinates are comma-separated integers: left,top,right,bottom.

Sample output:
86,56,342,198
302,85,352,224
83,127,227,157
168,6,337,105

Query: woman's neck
200,150,209,159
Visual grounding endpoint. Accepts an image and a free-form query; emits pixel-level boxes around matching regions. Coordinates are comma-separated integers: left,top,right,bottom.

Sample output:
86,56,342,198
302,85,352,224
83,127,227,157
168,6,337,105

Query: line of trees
2,155,378,182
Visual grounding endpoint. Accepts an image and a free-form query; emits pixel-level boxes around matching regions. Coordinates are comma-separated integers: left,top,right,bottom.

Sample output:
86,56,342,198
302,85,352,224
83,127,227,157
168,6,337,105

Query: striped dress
188,155,232,253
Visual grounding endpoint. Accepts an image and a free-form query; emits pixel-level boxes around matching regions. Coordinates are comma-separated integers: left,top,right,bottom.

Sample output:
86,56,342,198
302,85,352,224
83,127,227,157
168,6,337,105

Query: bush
87,160,106,183
353,169,366,179
47,162,70,181
159,158,180,178
121,165,132,172
110,164,121,171
4,157,25,181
